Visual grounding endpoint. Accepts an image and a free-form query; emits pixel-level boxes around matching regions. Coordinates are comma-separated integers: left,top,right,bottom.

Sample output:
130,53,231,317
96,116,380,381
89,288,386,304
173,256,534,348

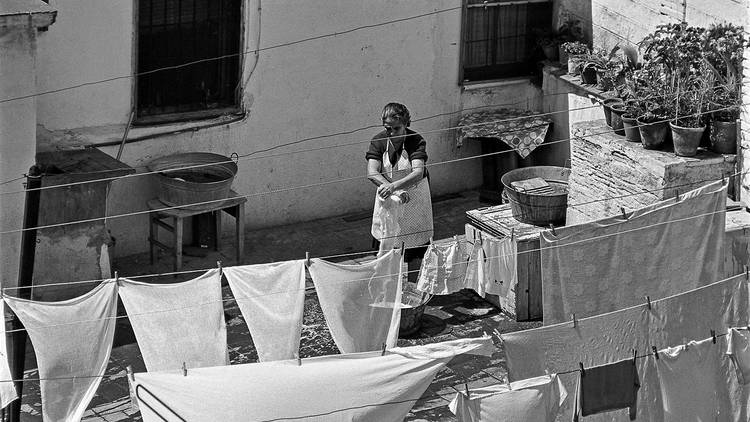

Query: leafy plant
705,54,743,121
535,18,585,48
561,41,589,56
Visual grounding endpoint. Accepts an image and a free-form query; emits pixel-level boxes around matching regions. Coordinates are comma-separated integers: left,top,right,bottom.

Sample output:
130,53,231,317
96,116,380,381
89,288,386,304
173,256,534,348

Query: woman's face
383,117,406,138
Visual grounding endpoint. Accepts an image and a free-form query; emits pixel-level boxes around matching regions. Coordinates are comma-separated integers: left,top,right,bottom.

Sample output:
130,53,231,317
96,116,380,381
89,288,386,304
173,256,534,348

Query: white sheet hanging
118,269,228,372
0,301,17,409
308,249,403,353
449,374,567,422
132,336,493,422
5,281,118,422
540,181,727,325
416,240,471,295
223,260,306,362
501,276,748,422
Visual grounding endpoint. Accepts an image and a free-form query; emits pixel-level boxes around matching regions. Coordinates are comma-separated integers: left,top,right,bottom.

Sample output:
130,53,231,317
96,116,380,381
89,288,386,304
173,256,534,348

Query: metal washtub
500,166,570,226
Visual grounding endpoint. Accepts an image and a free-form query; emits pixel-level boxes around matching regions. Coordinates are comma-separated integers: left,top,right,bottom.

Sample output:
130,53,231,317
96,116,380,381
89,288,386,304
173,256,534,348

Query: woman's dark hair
381,103,411,127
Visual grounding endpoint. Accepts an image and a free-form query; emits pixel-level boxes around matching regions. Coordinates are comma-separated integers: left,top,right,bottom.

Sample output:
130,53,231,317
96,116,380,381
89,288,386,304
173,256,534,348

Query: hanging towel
655,337,733,422
541,181,727,325
223,260,306,362
727,328,750,384
0,301,17,409
501,275,747,422
416,239,471,295
118,269,228,372
372,193,404,254
464,233,516,299
308,249,403,353
132,336,493,422
5,281,118,422
574,358,640,421
448,374,567,422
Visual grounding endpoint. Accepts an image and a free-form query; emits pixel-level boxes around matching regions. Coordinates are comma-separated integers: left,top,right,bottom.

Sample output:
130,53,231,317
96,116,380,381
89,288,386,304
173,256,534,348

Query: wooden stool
148,191,247,271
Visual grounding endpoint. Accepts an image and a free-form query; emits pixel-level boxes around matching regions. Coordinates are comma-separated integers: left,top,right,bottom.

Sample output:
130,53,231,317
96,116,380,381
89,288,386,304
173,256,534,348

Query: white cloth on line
0,301,18,409
118,269,228,372
655,337,734,422
727,327,750,384
308,249,403,353
449,374,567,422
372,193,404,255
501,275,748,422
416,239,471,295
223,260,306,362
5,282,118,422
540,181,727,325
132,336,493,422
464,233,517,299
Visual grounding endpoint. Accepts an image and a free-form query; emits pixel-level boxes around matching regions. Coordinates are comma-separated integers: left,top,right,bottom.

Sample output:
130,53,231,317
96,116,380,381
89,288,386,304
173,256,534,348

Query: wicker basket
147,152,238,211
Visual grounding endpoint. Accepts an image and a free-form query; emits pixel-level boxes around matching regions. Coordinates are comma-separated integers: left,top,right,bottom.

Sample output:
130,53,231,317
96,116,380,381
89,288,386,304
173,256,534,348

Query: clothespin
510,228,515,242
644,295,651,310
620,207,628,220
571,313,577,328
294,352,302,366
578,362,585,377
745,265,749,281
400,242,405,252
126,365,134,382
114,271,119,282
464,383,471,398
711,329,717,344
305,252,311,267
549,224,557,236
182,362,187,376
381,342,387,356
478,231,483,244
452,235,457,243
652,346,659,360
683,338,689,351
632,348,637,365
217,261,222,276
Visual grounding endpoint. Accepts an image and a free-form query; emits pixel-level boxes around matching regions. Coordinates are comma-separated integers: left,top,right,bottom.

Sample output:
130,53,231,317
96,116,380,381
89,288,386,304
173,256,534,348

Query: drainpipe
8,166,42,422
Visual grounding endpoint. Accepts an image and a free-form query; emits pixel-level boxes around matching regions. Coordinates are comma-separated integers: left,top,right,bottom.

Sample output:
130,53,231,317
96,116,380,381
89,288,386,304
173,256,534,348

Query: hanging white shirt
223,260,306,362
308,249,403,353
416,239,471,295
118,269,228,372
5,281,118,422
132,336,493,422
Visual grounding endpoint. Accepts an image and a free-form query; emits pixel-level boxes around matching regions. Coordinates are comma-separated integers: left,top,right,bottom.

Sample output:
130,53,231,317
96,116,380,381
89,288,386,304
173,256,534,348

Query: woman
367,103,433,283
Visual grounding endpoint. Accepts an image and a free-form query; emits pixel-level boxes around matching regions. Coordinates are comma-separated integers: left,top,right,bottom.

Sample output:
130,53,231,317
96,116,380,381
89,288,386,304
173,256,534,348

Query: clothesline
1,100,742,237
2,170,738,293
1,81,739,197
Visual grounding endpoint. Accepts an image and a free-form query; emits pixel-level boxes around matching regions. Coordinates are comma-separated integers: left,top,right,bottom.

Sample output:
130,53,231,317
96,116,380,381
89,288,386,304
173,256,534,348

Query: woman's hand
377,182,395,199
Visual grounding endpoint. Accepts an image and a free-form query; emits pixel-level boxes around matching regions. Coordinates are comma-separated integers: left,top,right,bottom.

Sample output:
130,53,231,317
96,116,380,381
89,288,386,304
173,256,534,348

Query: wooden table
148,191,246,271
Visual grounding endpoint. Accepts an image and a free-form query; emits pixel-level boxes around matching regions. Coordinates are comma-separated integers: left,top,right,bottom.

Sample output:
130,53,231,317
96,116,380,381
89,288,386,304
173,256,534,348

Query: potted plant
632,66,671,149
669,63,712,157
621,100,642,142
561,41,589,75
535,19,584,62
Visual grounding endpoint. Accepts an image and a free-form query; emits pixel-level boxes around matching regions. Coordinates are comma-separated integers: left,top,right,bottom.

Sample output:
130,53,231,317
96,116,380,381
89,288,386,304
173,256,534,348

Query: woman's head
381,103,410,137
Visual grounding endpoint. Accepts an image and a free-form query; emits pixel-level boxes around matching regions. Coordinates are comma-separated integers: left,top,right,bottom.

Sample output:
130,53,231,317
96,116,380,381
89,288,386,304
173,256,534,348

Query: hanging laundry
464,232,516,300
574,358,640,421
5,281,118,422
655,337,733,422
727,327,750,384
541,181,727,325
118,269,228,372
416,239,471,295
308,249,403,353
0,301,17,409
501,275,747,422
371,193,404,254
223,260,306,362
449,374,567,422
132,336,493,422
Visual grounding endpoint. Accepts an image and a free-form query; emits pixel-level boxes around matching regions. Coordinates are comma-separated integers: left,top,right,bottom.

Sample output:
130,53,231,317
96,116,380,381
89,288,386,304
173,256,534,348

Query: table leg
149,213,156,265
214,210,221,251
174,216,183,272
236,203,245,265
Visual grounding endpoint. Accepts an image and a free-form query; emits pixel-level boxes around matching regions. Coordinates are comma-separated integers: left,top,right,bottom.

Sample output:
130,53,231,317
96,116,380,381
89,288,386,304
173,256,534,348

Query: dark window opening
462,0,552,83
136,0,242,122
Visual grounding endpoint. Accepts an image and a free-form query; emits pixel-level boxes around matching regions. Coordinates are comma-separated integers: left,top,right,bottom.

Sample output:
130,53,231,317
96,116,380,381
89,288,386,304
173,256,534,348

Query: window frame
132,0,246,126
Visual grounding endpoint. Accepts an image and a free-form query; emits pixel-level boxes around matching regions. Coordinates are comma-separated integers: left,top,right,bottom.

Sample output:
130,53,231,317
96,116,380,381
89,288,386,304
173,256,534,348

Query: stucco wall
33,0,550,257
0,25,40,289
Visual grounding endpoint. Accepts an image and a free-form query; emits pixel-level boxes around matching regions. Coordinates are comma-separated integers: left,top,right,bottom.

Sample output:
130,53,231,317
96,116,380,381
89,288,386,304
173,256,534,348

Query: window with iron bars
136,0,242,124
461,0,552,83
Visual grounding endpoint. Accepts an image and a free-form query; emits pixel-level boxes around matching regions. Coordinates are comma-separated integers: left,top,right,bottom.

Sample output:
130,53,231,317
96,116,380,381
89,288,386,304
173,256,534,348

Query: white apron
371,139,433,250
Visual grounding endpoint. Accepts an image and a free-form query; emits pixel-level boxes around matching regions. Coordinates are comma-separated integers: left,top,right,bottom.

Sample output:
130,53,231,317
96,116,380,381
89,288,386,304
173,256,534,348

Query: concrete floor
18,190,541,421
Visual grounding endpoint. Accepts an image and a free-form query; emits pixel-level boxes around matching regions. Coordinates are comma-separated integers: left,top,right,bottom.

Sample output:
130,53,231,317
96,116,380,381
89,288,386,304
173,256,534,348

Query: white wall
0,25,41,289
33,0,545,256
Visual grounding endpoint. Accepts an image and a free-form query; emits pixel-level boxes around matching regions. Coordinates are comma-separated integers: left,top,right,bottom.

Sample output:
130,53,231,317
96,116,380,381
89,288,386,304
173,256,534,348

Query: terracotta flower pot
567,56,584,76
602,98,623,127
542,45,559,61
670,122,705,157
610,103,627,136
710,119,737,154
636,116,668,150
621,114,641,143
580,65,597,84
